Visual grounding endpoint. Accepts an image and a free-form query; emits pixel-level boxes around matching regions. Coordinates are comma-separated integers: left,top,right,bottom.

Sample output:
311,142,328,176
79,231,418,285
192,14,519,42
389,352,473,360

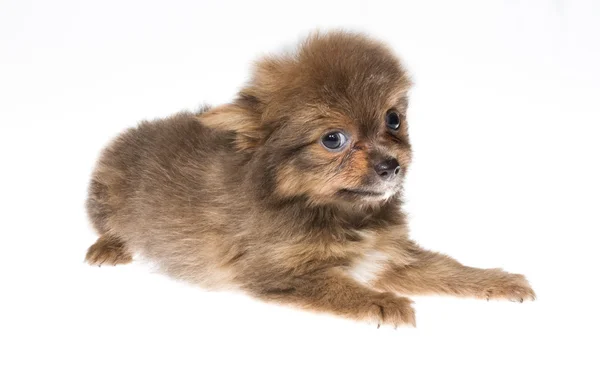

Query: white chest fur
347,250,389,286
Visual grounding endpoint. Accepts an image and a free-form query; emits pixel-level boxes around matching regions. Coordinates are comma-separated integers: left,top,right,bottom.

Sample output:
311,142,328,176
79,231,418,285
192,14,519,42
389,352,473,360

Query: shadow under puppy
86,31,535,327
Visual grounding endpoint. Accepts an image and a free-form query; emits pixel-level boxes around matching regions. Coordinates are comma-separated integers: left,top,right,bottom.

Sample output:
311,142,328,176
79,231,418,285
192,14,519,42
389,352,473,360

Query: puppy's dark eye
385,110,401,130
321,131,348,151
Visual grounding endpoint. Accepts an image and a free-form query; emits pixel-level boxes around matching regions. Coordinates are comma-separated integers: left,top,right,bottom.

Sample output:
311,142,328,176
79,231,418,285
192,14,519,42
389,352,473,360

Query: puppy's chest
346,250,390,285
342,231,391,286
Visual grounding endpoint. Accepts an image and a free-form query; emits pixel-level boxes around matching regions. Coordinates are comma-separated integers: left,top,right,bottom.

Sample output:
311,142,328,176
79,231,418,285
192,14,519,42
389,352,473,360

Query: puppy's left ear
198,98,266,150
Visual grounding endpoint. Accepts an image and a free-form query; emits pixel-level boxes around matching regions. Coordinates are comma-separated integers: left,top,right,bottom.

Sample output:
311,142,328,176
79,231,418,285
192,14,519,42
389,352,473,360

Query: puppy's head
201,31,412,207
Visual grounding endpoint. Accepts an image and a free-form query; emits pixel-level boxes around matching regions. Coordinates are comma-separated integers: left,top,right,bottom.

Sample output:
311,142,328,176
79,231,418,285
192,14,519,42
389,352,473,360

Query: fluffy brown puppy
85,31,535,327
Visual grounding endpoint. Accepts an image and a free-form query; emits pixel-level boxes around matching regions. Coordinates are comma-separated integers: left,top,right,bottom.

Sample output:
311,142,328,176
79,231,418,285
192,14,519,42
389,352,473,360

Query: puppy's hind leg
85,235,132,266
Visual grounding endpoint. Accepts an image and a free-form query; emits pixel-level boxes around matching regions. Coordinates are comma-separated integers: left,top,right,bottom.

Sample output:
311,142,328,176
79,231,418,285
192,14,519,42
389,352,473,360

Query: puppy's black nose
374,158,400,180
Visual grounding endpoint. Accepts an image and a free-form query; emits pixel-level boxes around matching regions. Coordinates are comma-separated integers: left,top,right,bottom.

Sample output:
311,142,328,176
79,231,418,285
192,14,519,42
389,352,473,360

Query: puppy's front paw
367,294,416,328
483,270,536,302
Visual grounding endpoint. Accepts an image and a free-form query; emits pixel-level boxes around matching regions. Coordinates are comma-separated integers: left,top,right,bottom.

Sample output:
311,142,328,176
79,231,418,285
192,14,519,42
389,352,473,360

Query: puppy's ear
200,56,293,150
199,96,266,150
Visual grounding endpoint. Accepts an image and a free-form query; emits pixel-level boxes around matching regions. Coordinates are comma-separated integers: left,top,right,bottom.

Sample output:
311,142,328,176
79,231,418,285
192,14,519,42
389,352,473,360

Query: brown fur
85,31,534,327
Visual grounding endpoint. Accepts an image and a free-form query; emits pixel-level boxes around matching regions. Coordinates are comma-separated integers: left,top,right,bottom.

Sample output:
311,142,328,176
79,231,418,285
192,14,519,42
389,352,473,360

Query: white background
1,0,599,371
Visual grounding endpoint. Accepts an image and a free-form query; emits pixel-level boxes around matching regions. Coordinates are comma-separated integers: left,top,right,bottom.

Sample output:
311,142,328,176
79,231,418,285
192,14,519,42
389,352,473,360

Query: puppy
85,31,535,327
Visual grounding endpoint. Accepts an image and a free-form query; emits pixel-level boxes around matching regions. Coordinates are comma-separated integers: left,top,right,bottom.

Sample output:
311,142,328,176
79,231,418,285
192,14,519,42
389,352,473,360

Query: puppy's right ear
198,98,265,151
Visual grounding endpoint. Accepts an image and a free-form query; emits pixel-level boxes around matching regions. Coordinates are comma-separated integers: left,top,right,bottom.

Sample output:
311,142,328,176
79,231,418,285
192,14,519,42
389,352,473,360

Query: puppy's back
86,110,238,240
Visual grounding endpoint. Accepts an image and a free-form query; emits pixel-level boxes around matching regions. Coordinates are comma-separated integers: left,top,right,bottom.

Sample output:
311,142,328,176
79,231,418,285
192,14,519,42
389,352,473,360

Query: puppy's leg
85,235,132,266
251,269,416,327
376,245,535,302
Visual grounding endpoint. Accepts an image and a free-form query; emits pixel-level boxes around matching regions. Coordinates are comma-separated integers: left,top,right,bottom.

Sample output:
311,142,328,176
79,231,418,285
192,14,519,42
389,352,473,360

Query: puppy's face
269,93,411,207
202,32,412,207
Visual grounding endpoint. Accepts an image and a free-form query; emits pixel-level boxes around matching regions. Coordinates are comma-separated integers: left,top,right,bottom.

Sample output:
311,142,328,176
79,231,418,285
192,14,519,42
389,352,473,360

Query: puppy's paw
367,294,416,328
85,235,132,266
482,270,536,302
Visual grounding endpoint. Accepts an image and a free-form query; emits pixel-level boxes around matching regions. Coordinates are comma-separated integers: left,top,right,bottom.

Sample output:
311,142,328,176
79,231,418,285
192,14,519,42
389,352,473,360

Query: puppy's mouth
339,188,385,197
337,186,398,202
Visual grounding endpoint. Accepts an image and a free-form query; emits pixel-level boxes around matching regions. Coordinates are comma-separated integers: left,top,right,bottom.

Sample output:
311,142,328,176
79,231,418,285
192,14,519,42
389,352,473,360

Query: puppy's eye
321,131,348,151
385,110,401,130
